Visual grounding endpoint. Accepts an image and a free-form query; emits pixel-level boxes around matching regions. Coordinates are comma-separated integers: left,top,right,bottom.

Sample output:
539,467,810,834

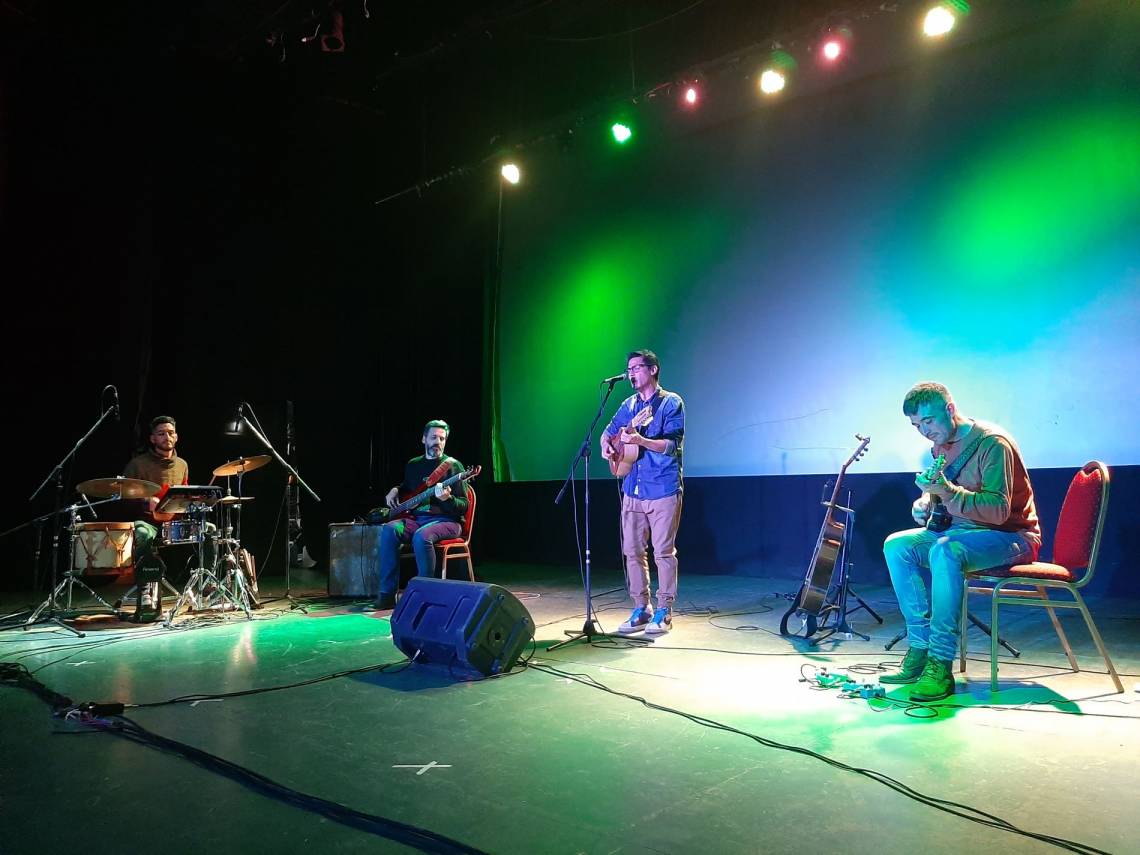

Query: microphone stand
234,404,321,612
548,378,651,651
16,404,118,636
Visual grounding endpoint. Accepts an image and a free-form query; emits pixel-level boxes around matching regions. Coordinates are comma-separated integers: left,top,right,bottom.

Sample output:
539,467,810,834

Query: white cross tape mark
393,761,452,775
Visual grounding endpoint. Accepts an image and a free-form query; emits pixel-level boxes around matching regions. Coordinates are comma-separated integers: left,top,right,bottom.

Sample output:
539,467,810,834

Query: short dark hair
423,419,450,437
902,382,952,416
627,349,660,379
150,415,176,432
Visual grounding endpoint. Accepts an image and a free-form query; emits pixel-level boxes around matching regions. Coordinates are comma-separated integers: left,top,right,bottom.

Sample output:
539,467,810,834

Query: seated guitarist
881,382,1040,701
371,419,469,611
600,350,685,636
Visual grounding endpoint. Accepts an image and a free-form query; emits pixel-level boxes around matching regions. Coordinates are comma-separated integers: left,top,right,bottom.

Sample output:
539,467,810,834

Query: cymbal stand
232,402,321,611
211,485,258,613
19,402,117,635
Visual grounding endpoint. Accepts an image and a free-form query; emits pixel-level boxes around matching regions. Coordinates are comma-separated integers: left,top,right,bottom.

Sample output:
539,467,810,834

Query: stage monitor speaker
390,577,535,677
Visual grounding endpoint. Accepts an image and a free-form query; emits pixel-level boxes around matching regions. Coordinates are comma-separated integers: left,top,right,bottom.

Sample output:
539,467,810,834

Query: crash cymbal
212,455,272,477
218,495,256,504
76,477,162,499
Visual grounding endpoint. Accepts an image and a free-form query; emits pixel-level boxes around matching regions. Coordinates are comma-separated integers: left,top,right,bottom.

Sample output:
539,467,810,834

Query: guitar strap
633,391,665,434
419,459,452,490
940,424,990,484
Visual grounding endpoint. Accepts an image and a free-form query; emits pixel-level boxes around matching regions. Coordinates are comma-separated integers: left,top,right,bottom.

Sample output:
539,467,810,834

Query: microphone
224,403,245,436
601,373,628,385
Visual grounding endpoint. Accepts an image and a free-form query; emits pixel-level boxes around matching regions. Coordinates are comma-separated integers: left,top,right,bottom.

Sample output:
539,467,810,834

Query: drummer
123,416,192,607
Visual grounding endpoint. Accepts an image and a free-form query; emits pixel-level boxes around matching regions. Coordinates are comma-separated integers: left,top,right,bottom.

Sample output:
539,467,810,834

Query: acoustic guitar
605,405,655,478
368,465,481,524
780,434,871,637
917,453,951,532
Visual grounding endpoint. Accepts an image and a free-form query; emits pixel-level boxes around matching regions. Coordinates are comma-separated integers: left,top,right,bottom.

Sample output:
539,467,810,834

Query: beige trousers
620,492,682,609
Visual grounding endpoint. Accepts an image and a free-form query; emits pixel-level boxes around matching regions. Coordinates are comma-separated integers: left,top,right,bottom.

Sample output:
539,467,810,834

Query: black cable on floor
524,659,1114,855
1,661,486,855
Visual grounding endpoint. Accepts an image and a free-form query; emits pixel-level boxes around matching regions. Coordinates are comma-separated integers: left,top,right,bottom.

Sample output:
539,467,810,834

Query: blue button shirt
605,387,685,499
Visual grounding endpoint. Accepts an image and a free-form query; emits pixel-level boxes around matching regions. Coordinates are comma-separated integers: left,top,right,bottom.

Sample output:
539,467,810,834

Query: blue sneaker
618,605,653,634
644,607,672,635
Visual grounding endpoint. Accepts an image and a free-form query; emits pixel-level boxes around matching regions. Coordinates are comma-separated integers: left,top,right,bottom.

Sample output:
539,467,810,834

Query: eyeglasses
627,364,650,375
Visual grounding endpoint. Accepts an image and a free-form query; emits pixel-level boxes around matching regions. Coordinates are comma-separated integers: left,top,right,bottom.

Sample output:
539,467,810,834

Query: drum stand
209,495,259,614
24,506,117,634
163,508,250,627
209,535,257,615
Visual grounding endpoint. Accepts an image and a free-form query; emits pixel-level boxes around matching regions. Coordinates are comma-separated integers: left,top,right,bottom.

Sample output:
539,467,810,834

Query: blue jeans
377,516,463,595
883,526,1035,662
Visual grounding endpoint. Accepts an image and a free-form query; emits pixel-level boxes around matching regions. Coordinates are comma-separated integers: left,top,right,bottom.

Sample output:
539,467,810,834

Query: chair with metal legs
959,460,1122,693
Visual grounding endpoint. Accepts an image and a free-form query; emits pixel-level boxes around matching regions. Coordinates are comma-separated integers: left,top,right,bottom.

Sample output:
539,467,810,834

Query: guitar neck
393,469,467,515
821,468,851,522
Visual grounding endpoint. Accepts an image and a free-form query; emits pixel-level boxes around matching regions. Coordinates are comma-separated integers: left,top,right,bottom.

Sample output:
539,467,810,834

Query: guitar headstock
917,453,947,487
844,434,871,468
463,465,482,480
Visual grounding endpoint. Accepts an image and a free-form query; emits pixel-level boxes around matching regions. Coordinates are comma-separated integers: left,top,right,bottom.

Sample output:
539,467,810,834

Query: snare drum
161,518,203,545
72,522,134,577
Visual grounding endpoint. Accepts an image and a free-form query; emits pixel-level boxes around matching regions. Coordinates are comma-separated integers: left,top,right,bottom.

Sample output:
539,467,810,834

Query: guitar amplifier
328,524,381,597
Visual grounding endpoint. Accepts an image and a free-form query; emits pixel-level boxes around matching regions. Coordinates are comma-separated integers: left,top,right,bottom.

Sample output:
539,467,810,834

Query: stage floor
1,563,1137,854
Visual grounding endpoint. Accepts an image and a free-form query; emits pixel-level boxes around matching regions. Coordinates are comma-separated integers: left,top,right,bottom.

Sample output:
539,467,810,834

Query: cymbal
212,455,272,477
76,477,162,499
218,495,256,504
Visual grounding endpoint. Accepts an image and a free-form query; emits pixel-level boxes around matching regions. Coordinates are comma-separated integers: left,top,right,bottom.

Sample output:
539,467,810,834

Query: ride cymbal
212,455,272,477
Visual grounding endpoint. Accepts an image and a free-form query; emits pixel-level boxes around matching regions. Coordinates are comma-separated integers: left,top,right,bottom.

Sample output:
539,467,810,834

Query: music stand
154,485,223,516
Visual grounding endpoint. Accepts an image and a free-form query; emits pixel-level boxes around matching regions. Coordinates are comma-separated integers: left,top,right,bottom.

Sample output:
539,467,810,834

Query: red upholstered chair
399,485,477,582
960,461,1122,693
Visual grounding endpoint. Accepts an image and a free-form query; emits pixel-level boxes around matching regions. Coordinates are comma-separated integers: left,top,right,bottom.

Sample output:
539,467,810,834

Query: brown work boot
910,658,956,702
879,647,928,684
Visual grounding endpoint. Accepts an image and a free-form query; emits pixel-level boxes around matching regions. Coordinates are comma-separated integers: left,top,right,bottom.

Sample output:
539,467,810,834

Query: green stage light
611,122,632,144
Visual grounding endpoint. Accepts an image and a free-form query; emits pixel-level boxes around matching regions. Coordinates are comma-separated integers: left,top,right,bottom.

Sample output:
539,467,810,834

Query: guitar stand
809,581,883,646
884,613,1020,657
799,487,882,647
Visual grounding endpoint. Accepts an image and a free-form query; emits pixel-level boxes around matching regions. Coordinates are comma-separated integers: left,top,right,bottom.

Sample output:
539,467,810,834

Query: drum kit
26,455,273,627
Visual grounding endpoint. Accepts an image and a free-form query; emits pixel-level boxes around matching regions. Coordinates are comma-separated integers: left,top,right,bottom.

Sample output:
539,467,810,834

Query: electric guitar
917,454,951,532
368,465,481,524
605,405,656,478
780,434,871,637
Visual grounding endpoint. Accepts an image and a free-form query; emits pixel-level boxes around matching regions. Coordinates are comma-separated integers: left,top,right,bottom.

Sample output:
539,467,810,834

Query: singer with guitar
370,419,471,611
881,383,1040,701
600,350,685,636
